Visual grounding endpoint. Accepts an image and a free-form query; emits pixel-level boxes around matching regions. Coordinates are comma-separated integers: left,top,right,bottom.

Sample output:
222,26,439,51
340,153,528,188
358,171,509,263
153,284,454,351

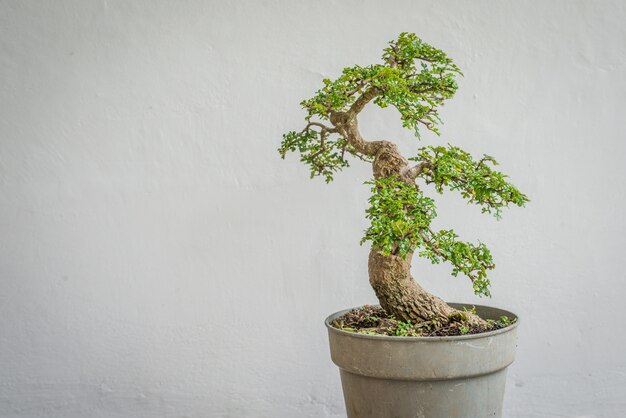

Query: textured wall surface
1,1,626,417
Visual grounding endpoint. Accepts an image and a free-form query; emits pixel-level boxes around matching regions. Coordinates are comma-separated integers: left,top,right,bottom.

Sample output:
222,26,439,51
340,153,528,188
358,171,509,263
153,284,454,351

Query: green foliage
486,315,515,328
361,176,436,258
417,229,493,297
278,129,355,183
362,176,495,296
463,305,477,315
299,65,382,119
448,311,468,322
382,32,460,74
395,320,414,336
300,32,460,137
498,315,513,327
411,145,529,218
279,33,464,183
378,32,461,137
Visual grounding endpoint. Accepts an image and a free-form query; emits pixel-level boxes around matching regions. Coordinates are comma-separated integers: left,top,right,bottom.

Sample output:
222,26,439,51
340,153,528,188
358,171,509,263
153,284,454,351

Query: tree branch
309,129,328,160
328,110,382,157
418,229,489,285
344,80,368,96
301,121,336,134
348,87,381,115
403,161,433,180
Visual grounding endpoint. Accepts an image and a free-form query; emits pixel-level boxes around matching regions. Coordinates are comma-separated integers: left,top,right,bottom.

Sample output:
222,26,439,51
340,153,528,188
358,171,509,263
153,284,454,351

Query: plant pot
325,303,518,418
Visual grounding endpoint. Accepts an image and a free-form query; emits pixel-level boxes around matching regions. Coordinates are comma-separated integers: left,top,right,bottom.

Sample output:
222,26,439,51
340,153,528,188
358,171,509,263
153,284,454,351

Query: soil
331,305,514,337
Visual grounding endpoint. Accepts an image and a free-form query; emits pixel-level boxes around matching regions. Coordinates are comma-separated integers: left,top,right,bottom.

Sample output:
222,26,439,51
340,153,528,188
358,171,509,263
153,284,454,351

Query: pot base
326,303,518,418
340,368,507,418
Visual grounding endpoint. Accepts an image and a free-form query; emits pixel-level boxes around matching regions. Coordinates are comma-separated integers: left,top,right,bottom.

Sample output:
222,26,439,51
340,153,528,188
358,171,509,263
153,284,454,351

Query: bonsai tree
279,33,528,328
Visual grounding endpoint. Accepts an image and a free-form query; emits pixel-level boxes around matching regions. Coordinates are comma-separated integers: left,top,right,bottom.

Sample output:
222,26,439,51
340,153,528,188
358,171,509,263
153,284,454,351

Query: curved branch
320,87,389,158
344,80,368,97
329,110,382,157
348,87,381,115
403,161,433,180
301,121,336,134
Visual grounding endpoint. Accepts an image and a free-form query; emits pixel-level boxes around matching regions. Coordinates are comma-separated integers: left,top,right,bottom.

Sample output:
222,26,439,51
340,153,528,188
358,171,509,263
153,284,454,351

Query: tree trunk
368,249,486,326
365,141,488,326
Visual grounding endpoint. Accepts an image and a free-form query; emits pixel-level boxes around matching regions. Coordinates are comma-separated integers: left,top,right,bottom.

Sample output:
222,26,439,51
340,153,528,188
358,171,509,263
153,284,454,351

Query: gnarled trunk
368,249,486,326
368,249,455,323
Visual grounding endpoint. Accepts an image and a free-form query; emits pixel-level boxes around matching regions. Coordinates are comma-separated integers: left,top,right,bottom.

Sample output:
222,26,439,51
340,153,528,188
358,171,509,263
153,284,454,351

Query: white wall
1,1,625,417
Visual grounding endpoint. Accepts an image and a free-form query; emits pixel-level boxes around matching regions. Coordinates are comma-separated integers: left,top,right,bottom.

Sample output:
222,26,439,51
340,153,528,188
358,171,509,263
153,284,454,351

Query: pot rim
325,303,519,342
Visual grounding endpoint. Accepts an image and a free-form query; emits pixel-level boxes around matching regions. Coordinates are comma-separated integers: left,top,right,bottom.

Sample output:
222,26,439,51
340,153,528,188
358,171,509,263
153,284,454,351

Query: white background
2,1,625,417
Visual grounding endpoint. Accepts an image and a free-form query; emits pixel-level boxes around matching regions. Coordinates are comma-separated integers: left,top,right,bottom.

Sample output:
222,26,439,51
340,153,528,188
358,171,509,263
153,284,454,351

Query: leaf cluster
417,229,493,297
278,129,349,183
301,32,461,137
278,127,372,183
362,176,436,258
361,176,495,296
279,33,464,183
412,145,529,218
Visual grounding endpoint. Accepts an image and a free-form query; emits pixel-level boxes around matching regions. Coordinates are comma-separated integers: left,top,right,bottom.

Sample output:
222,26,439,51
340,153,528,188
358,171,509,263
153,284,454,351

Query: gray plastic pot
325,303,518,418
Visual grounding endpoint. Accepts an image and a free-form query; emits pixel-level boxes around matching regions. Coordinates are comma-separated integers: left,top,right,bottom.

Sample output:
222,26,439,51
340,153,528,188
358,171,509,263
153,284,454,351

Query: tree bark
368,248,486,325
368,249,458,323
